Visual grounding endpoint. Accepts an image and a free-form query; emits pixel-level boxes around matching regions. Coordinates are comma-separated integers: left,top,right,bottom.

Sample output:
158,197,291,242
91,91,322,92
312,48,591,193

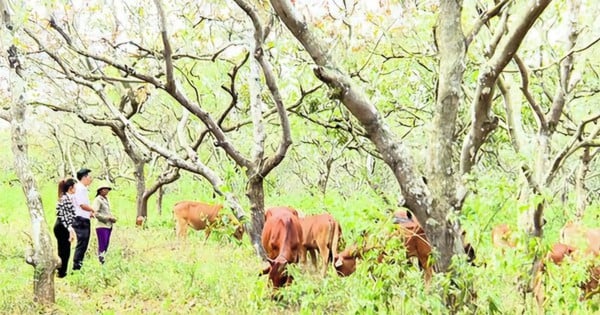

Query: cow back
174,201,223,230
261,209,303,288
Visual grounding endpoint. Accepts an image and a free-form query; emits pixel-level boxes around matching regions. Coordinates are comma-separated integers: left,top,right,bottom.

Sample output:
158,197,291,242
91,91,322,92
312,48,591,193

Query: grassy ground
1,177,599,314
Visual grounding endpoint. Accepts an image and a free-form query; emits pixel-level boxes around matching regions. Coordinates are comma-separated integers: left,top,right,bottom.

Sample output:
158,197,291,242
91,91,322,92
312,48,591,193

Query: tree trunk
245,175,267,259
575,147,590,220
7,44,58,304
133,160,146,219
156,186,164,216
426,0,467,271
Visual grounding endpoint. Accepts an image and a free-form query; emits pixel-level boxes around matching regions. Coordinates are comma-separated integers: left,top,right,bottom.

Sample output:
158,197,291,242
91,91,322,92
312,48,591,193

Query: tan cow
560,221,600,256
173,201,244,241
299,213,342,275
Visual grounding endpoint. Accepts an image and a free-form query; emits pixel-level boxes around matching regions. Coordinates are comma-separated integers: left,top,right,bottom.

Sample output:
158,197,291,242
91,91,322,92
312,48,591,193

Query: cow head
260,256,291,288
334,246,359,276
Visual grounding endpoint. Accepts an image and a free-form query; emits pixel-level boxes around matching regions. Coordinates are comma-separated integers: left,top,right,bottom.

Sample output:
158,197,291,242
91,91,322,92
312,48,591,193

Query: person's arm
56,198,70,229
93,198,110,224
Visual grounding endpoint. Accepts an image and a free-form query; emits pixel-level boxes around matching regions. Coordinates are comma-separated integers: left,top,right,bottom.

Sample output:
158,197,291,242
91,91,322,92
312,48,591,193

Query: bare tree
2,2,58,303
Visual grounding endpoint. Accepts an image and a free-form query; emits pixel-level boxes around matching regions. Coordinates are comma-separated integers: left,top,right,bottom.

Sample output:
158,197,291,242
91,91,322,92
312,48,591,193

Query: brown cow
299,213,342,275
173,201,244,241
392,210,433,282
261,207,303,288
334,211,475,281
560,221,600,256
535,229,600,305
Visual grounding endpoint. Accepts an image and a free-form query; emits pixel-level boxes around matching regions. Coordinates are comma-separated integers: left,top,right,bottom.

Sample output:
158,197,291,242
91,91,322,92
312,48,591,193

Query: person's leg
53,222,70,278
96,227,110,264
72,217,90,270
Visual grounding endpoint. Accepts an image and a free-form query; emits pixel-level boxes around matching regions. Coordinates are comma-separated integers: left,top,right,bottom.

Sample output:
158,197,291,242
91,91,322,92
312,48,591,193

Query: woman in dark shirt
54,178,77,278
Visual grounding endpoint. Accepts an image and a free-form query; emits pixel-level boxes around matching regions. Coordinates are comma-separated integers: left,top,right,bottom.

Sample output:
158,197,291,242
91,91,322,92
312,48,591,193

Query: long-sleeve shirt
56,194,76,229
93,195,113,228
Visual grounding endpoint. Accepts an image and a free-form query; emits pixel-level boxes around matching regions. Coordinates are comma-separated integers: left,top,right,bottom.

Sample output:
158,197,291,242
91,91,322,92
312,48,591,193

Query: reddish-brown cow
261,207,303,288
334,211,475,281
299,213,342,275
392,210,433,282
173,201,244,240
535,224,600,306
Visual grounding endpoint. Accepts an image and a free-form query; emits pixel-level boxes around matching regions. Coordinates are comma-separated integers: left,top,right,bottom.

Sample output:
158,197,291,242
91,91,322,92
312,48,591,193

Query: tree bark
427,0,467,271
575,147,590,220
7,42,58,304
133,160,146,219
246,175,266,255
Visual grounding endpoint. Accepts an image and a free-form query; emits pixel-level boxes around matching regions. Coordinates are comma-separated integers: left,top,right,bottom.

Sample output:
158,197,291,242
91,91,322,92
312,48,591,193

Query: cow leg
299,245,307,266
175,217,188,240
204,226,212,243
309,249,318,271
320,245,330,276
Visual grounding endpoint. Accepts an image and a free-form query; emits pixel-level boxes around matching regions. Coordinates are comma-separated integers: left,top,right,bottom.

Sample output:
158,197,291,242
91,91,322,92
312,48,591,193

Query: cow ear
259,261,272,276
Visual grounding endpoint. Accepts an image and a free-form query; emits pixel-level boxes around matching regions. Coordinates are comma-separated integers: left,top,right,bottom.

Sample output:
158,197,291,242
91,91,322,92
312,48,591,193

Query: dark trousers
53,221,71,277
72,216,90,270
96,227,112,264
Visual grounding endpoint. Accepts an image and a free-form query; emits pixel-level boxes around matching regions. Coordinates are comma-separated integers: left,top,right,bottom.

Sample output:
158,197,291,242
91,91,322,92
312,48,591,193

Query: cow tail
330,219,341,267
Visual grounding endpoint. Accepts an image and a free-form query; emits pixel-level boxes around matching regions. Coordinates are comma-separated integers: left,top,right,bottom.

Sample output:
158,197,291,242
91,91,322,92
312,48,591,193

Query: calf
261,207,303,288
299,213,342,275
173,201,244,241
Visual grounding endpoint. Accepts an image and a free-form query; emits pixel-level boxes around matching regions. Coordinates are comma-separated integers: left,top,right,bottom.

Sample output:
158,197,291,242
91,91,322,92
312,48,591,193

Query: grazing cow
299,213,342,275
491,223,516,249
334,211,475,281
541,242,599,299
393,210,433,282
261,207,303,288
334,245,360,276
560,221,600,256
173,201,244,241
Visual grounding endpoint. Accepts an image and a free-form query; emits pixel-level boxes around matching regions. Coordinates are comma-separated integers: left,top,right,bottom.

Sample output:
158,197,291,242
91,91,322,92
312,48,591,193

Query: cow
173,201,244,241
534,224,600,306
392,210,433,282
260,206,303,288
491,223,516,249
299,213,342,275
560,221,600,256
334,210,475,281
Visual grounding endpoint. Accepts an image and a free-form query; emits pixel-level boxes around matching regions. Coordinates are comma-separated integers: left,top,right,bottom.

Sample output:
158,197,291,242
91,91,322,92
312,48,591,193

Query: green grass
1,170,599,314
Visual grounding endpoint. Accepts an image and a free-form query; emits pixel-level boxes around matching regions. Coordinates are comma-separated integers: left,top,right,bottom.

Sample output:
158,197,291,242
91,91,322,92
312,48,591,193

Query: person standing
53,178,77,278
72,168,94,271
93,183,117,264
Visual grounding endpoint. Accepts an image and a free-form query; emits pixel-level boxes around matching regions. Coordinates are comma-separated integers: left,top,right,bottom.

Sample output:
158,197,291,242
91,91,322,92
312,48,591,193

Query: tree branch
465,0,511,47
460,0,551,175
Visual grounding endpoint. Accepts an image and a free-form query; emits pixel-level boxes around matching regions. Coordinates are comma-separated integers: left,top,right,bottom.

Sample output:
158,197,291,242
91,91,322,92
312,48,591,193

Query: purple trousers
96,227,112,264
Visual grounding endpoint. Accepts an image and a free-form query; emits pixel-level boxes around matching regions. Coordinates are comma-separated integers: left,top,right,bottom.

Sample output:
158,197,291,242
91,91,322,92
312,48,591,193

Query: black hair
76,168,91,180
58,178,77,199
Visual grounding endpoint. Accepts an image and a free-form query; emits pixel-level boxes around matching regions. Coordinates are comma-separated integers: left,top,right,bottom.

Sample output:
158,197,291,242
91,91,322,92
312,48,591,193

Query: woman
93,183,117,264
54,178,77,278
